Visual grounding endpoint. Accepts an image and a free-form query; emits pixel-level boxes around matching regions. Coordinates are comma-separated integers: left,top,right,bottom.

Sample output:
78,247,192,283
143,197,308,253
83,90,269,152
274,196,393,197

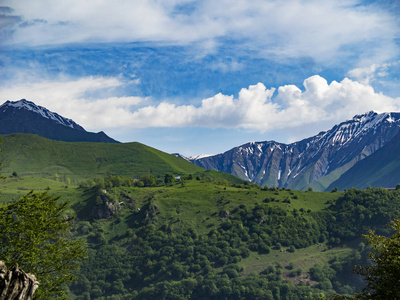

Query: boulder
0,261,39,300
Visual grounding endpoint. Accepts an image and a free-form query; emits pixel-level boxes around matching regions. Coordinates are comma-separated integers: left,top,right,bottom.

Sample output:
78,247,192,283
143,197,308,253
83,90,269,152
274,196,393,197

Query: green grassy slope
328,132,400,190
0,133,238,182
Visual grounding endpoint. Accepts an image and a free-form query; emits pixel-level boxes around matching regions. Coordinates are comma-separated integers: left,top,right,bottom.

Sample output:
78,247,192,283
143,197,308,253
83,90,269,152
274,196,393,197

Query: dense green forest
2,173,397,299
66,177,400,299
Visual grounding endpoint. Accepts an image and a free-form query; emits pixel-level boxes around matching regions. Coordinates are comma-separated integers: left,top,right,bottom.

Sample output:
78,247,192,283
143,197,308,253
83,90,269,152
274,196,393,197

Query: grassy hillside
328,132,400,190
0,133,242,184
4,174,396,298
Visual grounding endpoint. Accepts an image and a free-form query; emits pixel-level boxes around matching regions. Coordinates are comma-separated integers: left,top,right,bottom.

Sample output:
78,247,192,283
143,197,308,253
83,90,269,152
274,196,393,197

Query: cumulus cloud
5,74,400,132
127,76,400,131
127,83,278,129
1,75,399,133
1,0,398,64
275,76,400,126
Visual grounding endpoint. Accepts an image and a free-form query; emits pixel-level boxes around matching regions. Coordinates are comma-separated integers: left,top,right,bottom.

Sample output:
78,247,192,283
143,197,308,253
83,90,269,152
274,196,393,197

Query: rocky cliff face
190,112,400,190
91,200,122,219
0,261,39,300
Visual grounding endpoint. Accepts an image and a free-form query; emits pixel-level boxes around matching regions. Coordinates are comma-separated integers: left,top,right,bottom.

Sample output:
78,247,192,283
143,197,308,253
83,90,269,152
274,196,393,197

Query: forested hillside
69,180,400,299
2,172,398,299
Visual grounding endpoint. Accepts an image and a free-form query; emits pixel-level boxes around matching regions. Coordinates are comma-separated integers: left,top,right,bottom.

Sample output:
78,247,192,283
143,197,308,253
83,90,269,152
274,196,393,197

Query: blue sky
0,0,399,156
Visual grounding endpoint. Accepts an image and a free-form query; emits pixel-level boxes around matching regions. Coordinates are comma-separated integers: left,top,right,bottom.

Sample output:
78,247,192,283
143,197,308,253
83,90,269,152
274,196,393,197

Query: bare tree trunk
0,261,39,300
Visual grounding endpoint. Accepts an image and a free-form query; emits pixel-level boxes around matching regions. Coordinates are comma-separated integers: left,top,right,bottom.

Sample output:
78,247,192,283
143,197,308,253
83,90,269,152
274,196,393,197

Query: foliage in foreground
0,191,87,299
353,218,400,299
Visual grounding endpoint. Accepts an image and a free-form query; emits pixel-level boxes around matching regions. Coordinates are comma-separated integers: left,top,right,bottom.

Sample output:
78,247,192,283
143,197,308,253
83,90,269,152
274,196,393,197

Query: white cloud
0,76,145,129
1,0,398,64
348,63,388,85
126,75,400,131
347,61,400,85
275,76,400,126
210,60,244,72
1,75,399,133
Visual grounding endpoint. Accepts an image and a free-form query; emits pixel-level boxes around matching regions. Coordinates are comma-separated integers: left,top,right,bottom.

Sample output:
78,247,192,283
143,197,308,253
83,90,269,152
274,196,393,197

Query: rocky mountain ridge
2,99,85,131
0,99,118,143
189,111,400,190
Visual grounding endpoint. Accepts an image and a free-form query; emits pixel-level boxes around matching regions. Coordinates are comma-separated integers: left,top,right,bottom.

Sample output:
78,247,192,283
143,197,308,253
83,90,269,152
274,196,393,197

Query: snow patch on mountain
187,110,400,190
189,154,213,160
257,144,263,153
1,99,85,131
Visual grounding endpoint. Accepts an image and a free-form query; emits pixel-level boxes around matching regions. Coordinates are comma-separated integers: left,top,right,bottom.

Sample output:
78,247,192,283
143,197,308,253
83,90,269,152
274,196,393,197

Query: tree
164,173,174,185
140,174,156,187
353,218,400,299
0,191,87,299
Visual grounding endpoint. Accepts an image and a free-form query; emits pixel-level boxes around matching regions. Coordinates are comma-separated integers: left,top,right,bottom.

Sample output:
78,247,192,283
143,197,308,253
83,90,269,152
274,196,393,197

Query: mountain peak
0,99,119,143
349,111,397,125
1,99,85,131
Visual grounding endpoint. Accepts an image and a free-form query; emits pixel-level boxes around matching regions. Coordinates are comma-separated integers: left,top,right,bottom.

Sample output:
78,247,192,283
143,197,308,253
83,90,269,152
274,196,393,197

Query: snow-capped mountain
2,99,85,131
0,99,118,143
190,111,400,190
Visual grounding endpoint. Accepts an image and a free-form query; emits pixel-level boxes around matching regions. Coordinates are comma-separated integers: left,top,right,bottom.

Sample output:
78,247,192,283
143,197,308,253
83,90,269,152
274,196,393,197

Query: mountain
189,111,400,190
328,130,400,190
0,133,243,184
0,99,118,143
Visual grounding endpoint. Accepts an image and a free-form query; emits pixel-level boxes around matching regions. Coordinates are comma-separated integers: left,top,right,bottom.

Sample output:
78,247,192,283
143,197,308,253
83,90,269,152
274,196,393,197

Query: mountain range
185,111,400,191
0,99,118,143
2,98,400,191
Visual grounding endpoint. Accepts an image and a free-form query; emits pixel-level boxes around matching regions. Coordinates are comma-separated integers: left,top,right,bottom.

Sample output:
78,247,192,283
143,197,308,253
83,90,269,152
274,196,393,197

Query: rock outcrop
90,200,121,219
0,261,39,300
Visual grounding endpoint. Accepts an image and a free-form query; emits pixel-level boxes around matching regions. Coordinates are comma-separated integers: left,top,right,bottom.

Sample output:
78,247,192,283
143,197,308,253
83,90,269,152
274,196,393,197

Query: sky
0,0,399,156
